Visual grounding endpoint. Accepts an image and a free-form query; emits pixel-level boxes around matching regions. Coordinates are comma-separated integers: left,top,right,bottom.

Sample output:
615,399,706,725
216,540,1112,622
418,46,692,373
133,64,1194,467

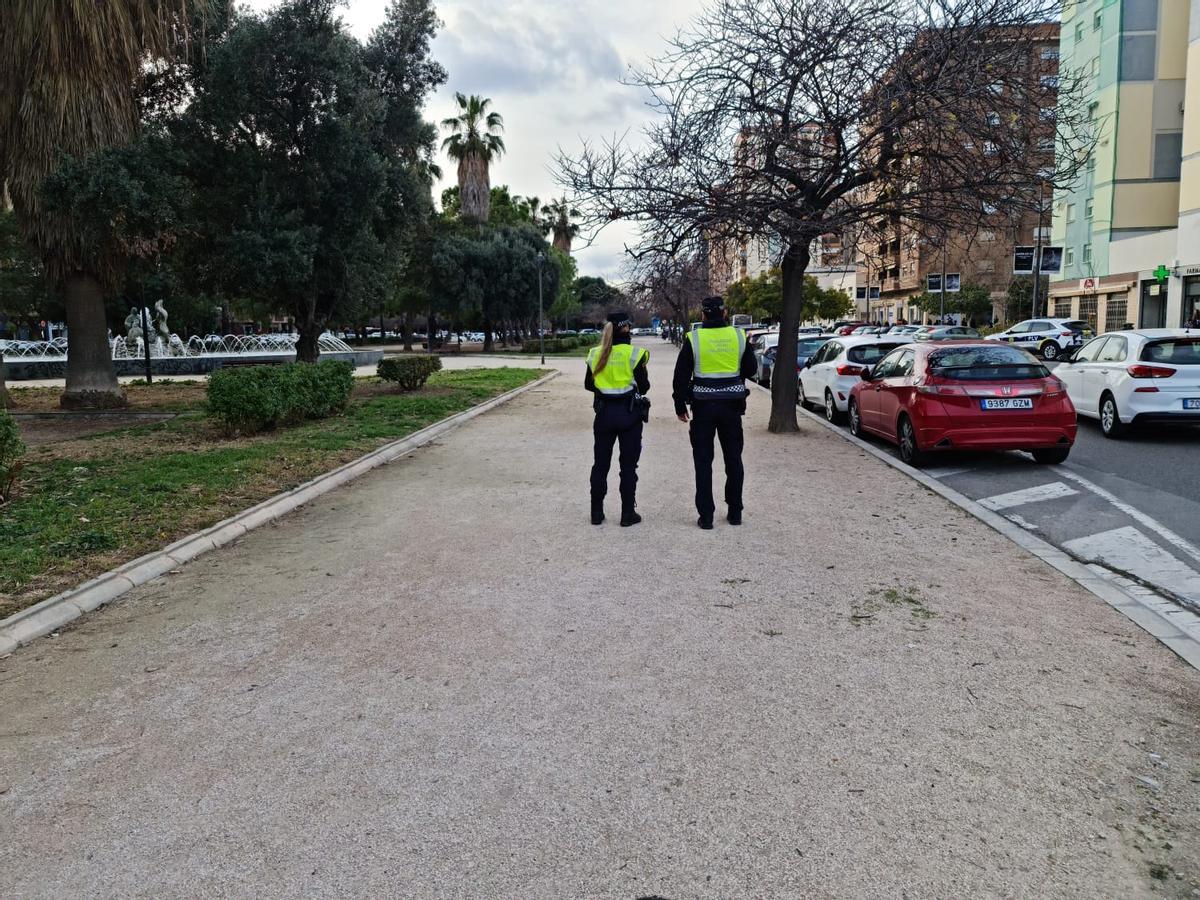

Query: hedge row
0,408,24,503
207,360,354,433
377,355,442,390
521,333,601,353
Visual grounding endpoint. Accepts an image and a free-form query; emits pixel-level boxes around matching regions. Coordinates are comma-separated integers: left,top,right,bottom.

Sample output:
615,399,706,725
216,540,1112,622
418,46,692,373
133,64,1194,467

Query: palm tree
0,1,202,408
441,93,505,224
546,197,581,254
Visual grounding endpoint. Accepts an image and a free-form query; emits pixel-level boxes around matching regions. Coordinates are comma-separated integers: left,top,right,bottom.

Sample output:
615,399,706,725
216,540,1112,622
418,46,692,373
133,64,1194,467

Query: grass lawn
0,367,542,619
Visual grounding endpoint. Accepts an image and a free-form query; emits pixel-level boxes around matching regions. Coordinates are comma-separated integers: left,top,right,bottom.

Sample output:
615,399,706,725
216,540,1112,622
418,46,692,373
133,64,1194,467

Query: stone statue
153,300,170,345
124,308,144,350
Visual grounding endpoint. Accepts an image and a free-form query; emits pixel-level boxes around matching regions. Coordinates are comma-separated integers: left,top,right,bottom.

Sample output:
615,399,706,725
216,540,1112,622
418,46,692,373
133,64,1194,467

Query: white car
751,332,780,383
799,335,915,422
985,317,1095,361
1055,329,1200,437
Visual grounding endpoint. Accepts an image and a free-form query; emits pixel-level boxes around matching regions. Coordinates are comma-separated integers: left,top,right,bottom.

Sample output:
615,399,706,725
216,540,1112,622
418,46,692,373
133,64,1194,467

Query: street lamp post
536,250,546,365
1031,180,1046,320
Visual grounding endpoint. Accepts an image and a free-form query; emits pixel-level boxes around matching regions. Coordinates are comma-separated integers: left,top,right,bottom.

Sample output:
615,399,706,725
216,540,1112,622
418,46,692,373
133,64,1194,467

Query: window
987,112,1001,126
1087,153,1096,171
928,345,1048,380
1087,102,1099,121
1066,247,1076,266
1038,137,1055,152
1040,75,1059,90
983,201,998,214
1067,202,1077,222
1085,199,1094,218
1121,35,1157,81
871,349,906,379
895,351,915,377
1075,23,1084,43
1104,298,1129,332
989,82,1004,95
980,230,996,242
1056,298,1073,318
1124,0,1159,31
1091,57,1101,77
1040,107,1056,122
1041,47,1060,61
1154,132,1183,180
1097,336,1127,362
1082,244,1092,264
1035,226,1052,242
1074,336,1107,362
984,141,999,156
1142,338,1200,363
1093,10,1102,30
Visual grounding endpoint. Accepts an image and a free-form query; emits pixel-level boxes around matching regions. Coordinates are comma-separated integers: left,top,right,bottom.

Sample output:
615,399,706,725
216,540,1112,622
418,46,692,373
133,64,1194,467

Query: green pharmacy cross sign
1154,264,1172,283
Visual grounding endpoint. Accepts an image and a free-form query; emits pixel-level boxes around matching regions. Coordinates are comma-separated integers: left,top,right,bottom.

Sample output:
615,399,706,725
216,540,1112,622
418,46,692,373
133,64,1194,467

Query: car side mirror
860,367,873,380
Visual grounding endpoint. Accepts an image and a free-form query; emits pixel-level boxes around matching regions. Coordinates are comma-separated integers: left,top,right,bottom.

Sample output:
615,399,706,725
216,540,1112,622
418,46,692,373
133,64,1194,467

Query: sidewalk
1,344,1198,897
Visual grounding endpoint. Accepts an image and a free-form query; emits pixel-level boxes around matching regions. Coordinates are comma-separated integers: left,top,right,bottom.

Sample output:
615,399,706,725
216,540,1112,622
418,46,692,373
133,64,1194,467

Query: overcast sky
246,0,702,283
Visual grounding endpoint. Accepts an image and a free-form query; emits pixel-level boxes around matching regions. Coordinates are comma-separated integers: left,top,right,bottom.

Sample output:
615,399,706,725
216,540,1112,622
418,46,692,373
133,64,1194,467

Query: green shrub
0,408,24,503
207,360,354,433
377,355,443,390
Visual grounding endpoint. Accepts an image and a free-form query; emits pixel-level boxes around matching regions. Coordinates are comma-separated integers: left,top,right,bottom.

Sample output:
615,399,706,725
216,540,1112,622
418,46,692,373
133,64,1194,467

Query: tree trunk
770,241,813,433
402,314,413,352
458,154,491,223
60,273,126,410
427,313,438,353
483,317,495,353
0,346,8,409
296,325,320,363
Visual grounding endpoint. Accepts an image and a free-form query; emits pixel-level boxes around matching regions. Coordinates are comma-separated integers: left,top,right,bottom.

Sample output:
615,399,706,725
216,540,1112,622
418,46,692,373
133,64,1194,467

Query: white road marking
1006,514,1040,531
978,482,1079,511
1059,470,1200,565
924,467,973,479
1065,527,1200,605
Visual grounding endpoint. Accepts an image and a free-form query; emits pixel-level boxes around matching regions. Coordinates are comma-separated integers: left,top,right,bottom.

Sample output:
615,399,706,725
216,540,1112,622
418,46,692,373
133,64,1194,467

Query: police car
985,318,1094,361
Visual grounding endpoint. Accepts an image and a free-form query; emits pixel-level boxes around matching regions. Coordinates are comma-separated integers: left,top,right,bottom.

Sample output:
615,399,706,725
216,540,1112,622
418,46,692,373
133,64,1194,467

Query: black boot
591,499,605,525
727,508,742,526
620,500,641,527
697,516,714,530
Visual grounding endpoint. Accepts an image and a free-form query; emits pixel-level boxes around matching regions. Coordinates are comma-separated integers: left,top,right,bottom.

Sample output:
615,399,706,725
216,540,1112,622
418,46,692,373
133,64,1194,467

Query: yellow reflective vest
588,343,648,396
688,324,747,400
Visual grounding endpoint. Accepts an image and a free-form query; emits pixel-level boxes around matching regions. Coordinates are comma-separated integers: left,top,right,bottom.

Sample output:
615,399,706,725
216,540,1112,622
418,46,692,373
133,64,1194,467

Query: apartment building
855,25,1061,325
1049,0,1200,330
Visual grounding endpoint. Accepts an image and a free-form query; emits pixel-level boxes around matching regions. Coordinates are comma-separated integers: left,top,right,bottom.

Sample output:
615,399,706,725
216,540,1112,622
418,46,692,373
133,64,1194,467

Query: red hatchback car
847,341,1077,466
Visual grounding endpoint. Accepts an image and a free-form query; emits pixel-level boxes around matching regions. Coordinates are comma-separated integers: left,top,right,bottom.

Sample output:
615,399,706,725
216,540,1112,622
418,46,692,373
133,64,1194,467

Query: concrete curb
0,370,560,655
756,383,1200,673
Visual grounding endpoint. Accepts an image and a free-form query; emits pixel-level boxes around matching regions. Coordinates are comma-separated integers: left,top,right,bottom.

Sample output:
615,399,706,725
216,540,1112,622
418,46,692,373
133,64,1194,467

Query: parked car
847,341,1076,466
798,326,825,336
833,321,871,336
887,325,921,335
799,335,915,422
1055,329,1200,437
985,318,1094,361
914,325,982,341
758,334,832,387
752,332,780,384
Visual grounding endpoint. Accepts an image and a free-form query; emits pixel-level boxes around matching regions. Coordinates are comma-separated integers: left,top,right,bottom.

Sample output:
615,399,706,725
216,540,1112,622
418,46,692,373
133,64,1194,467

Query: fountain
1,303,378,381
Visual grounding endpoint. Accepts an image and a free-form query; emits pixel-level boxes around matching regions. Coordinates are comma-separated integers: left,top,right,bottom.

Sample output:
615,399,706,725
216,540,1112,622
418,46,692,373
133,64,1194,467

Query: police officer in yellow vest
585,312,650,526
672,296,757,529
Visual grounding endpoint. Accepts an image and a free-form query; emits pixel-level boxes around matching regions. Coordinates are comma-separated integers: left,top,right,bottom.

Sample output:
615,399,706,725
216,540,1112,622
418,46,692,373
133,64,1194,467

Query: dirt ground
2,346,1199,898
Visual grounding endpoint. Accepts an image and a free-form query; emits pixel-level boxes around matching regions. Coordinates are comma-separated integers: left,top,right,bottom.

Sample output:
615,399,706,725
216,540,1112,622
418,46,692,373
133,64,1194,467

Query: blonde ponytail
594,321,615,374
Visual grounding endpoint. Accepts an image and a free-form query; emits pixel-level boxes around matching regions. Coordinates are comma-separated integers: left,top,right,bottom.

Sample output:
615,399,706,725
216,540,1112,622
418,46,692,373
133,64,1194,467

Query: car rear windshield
848,343,906,364
797,338,829,354
1141,338,1200,364
927,345,1048,380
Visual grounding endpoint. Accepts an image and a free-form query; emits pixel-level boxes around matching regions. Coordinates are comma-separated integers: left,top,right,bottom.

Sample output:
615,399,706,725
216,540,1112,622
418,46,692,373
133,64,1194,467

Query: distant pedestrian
673,295,757,529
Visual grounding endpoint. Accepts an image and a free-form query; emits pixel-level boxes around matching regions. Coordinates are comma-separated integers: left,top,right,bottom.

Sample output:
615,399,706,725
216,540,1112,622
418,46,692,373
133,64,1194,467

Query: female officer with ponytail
585,312,650,527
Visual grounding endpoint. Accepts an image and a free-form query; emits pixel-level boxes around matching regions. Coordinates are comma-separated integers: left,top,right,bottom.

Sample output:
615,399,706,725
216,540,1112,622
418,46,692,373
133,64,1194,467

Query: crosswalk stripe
924,467,973,480
978,482,1079,512
1065,527,1200,605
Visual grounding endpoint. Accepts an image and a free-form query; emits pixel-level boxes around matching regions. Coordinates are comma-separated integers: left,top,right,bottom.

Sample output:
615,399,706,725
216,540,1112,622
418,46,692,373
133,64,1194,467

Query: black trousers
689,401,744,518
591,399,643,508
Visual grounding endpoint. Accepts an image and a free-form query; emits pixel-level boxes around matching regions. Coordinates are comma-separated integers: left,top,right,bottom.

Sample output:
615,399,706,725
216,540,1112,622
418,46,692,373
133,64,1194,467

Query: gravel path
2,342,1198,898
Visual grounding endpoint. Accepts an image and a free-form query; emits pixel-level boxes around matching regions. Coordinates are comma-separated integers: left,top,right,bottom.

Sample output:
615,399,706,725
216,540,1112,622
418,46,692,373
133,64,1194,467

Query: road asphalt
2,341,1200,898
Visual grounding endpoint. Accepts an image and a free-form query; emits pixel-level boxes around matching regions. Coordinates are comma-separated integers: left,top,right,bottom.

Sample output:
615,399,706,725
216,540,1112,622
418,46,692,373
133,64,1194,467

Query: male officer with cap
672,295,757,529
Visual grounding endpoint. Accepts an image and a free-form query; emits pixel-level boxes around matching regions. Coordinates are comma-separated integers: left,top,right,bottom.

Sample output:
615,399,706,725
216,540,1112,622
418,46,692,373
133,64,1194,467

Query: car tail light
1127,364,1177,378
1059,332,1072,338
916,382,966,396
1134,386,1160,393
1043,377,1066,398
836,364,865,376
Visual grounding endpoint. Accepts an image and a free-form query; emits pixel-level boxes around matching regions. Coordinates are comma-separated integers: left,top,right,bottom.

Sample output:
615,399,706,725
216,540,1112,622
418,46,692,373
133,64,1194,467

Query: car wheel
848,399,863,436
897,415,926,466
824,389,844,424
1099,392,1126,439
1040,341,1059,361
1031,447,1070,464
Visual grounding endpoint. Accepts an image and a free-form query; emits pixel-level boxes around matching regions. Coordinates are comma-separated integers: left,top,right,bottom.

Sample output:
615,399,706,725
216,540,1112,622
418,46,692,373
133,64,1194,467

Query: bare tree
557,0,1091,432
623,253,709,332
